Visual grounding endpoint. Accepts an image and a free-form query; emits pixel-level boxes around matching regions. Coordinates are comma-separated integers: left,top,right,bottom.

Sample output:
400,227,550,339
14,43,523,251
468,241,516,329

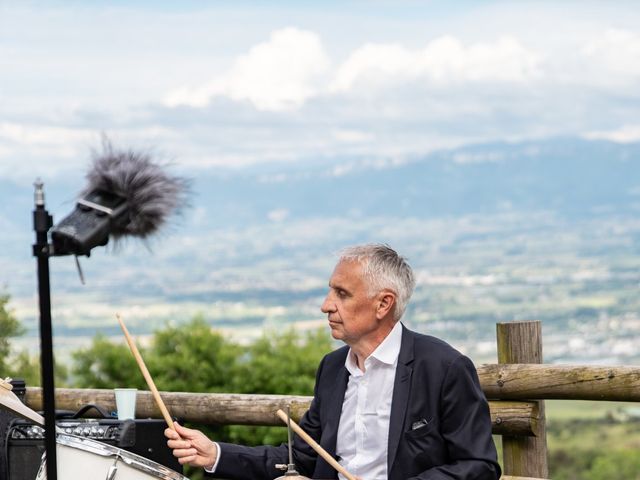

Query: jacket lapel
323,358,350,456
387,325,414,475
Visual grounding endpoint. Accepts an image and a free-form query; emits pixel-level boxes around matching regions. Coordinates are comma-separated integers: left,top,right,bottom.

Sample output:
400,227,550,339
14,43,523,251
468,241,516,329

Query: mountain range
1,137,639,364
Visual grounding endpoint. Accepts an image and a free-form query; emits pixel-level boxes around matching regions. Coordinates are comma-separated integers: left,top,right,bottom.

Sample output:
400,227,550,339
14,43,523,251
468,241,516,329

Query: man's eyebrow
330,282,351,294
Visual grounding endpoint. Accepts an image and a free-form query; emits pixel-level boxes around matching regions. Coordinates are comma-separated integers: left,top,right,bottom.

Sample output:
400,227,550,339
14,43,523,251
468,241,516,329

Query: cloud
164,27,331,111
332,129,375,143
330,35,542,92
267,208,290,222
0,122,181,181
0,123,94,179
4,3,640,179
165,31,542,112
582,28,640,79
0,122,91,148
583,125,640,143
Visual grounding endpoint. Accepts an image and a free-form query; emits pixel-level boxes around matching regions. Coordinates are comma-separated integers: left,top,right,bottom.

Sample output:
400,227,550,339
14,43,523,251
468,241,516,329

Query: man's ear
376,290,396,319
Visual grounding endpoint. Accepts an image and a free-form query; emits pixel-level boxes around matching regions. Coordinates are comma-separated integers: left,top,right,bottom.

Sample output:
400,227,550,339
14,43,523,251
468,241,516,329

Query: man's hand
164,422,218,469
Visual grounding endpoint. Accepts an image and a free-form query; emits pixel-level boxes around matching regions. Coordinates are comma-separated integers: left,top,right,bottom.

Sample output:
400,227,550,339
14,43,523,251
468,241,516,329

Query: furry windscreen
82,140,190,239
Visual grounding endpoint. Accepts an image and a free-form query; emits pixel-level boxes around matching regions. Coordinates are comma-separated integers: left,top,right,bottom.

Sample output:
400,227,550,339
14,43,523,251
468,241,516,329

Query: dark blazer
215,325,501,480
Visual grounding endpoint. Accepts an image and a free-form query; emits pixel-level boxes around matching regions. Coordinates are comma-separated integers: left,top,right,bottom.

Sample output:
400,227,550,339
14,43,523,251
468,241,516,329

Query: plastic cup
114,388,137,420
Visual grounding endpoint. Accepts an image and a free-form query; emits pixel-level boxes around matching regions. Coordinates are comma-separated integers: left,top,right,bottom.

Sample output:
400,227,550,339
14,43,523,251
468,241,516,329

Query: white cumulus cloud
164,27,331,111
582,28,640,79
330,35,542,92
165,31,542,113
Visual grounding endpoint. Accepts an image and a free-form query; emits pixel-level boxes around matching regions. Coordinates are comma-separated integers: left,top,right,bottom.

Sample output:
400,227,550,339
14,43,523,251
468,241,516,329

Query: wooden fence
22,321,640,479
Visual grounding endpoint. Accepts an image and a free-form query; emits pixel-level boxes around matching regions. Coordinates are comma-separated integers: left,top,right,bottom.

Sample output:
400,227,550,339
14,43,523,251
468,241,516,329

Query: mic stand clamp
275,463,303,477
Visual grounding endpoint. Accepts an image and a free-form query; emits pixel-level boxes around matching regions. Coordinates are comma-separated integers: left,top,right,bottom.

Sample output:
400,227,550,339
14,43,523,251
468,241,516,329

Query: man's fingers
172,447,198,459
174,422,190,435
177,453,196,465
168,439,193,450
178,454,197,465
164,427,178,439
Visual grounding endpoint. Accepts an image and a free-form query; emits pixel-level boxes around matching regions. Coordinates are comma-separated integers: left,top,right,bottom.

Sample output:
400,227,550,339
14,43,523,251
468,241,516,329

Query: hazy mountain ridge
189,138,640,225
1,137,639,364
2,137,639,231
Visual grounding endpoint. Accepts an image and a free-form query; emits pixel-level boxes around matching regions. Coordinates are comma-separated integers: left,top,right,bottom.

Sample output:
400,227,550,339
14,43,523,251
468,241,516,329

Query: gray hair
339,244,415,321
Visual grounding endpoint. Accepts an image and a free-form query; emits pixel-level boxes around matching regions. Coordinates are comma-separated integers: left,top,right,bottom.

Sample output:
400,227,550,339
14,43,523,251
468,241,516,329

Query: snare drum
36,434,189,480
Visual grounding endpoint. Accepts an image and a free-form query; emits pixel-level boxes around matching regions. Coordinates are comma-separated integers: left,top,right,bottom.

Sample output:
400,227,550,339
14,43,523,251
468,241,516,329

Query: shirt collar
344,321,403,374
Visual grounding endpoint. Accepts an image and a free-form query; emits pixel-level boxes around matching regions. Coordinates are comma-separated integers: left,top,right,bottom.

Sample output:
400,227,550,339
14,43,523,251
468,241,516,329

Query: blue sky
1,1,640,182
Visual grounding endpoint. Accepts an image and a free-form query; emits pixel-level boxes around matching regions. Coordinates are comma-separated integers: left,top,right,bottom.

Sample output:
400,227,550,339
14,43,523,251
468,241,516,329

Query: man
166,244,501,479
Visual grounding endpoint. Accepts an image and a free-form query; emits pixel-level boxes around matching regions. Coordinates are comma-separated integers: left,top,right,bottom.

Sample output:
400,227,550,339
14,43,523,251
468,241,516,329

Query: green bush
585,450,640,480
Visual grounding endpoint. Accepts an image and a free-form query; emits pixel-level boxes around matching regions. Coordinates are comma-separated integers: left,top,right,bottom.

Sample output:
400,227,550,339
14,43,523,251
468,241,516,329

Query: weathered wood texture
489,400,538,437
497,321,549,479
25,389,312,426
24,388,538,436
500,477,546,480
23,363,640,420
478,364,640,401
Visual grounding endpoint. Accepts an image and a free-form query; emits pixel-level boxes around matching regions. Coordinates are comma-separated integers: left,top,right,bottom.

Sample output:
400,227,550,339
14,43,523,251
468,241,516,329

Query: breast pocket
403,418,446,469
406,417,433,438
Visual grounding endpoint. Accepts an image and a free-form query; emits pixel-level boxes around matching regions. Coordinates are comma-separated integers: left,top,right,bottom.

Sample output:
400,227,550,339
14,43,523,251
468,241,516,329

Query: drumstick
117,313,176,431
276,409,357,480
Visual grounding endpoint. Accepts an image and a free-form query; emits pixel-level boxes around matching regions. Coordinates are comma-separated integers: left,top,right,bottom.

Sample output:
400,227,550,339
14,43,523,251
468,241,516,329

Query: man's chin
328,324,343,339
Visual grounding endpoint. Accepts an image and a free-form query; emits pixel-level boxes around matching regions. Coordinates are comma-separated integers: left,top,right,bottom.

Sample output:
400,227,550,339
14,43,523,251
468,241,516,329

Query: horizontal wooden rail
25,388,312,426
478,364,640,401
25,388,537,436
490,400,538,436
501,476,545,480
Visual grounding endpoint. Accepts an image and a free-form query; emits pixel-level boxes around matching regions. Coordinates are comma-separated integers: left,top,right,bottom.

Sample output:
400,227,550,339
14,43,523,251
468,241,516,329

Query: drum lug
106,459,119,480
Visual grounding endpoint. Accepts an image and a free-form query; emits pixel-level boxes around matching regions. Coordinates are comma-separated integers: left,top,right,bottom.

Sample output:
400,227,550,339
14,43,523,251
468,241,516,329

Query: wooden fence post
497,321,549,478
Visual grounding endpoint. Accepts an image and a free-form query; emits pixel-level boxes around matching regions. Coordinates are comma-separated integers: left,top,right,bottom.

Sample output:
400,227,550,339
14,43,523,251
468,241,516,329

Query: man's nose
321,294,335,313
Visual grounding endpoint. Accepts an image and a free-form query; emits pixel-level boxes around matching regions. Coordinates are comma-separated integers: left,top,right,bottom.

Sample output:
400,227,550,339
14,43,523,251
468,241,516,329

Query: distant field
545,399,640,421
531,400,640,479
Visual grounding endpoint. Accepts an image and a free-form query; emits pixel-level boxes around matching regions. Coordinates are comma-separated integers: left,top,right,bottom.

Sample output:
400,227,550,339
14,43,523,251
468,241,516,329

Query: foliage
547,415,640,480
226,328,332,447
549,447,640,480
0,292,56,385
0,293,24,374
231,328,331,396
69,317,331,399
548,449,596,480
585,450,640,480
9,350,41,386
145,316,242,393
0,292,70,386
71,334,144,389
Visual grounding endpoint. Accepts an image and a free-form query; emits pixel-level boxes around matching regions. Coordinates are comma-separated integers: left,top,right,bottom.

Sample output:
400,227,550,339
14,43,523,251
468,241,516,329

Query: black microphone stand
32,179,58,480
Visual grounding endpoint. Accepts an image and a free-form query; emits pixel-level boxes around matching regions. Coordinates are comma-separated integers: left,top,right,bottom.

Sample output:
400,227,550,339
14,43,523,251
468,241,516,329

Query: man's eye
337,290,347,298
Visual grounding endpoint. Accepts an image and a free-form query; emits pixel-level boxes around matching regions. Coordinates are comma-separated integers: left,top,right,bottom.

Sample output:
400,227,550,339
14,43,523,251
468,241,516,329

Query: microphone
50,139,189,256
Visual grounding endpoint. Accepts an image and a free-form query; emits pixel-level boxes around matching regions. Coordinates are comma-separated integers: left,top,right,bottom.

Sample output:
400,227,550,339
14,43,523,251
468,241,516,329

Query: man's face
321,260,381,346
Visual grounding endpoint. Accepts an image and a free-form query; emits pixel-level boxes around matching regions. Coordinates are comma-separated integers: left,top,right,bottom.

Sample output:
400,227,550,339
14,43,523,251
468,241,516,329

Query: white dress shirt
335,321,402,480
